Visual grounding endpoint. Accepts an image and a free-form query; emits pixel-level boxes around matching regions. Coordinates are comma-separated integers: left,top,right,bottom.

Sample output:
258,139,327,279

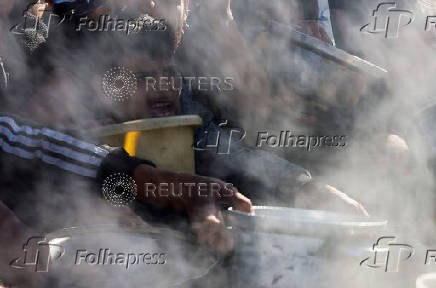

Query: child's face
132,62,181,119
100,57,181,121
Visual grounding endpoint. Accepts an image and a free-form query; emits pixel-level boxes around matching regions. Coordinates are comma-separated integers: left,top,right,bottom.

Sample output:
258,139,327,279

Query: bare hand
295,182,369,216
133,164,253,254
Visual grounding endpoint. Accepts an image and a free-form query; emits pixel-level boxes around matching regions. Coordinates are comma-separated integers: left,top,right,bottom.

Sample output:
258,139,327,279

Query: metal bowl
267,22,387,109
45,225,220,288
225,206,387,288
225,206,387,238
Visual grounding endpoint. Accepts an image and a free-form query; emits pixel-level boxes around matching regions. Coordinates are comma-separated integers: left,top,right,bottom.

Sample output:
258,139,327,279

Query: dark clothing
327,0,348,9
0,18,156,232
303,0,320,20
179,84,312,205
0,57,9,90
0,113,154,232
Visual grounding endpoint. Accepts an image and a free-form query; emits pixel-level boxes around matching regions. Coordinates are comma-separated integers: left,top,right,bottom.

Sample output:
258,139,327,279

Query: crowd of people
0,0,433,287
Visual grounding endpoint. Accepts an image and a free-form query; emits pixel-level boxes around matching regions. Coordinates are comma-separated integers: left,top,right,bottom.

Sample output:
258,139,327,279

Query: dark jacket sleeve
180,85,312,205
194,122,312,205
327,0,348,9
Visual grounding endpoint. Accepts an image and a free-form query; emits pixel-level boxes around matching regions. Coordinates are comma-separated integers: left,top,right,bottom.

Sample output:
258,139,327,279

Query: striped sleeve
0,114,109,178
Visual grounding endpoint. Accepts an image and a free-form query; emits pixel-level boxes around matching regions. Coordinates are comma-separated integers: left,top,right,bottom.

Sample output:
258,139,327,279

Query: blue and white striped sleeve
0,113,156,185
0,114,108,178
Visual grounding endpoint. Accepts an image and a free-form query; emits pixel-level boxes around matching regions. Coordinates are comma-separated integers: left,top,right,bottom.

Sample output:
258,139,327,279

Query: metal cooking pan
45,224,221,288
224,206,387,238
225,206,387,288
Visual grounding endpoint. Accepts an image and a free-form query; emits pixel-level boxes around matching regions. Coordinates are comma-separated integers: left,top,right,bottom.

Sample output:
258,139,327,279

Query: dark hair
27,10,175,79
23,9,175,121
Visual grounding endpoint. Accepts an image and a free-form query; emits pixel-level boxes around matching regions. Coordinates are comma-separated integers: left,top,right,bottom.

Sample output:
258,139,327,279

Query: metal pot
267,22,387,110
224,206,387,288
45,225,221,288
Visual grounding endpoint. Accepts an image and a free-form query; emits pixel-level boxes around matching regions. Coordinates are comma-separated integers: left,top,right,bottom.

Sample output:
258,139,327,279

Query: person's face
120,57,181,119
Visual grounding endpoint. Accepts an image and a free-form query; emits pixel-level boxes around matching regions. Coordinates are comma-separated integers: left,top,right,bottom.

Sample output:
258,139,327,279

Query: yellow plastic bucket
87,115,203,173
